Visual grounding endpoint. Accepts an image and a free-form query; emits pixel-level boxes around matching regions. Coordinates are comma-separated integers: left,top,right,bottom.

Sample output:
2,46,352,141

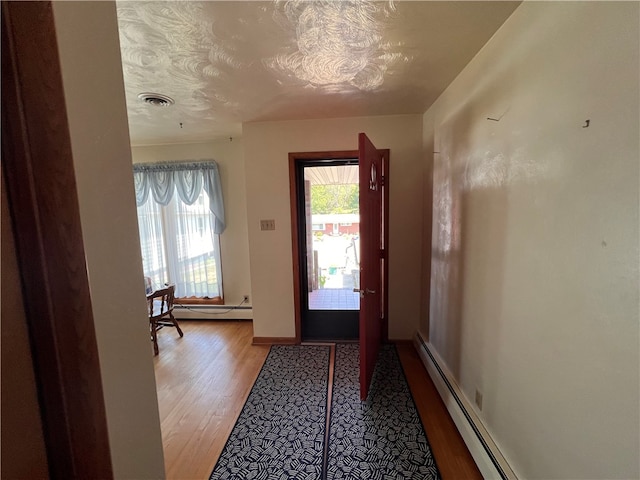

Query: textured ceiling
116,1,520,146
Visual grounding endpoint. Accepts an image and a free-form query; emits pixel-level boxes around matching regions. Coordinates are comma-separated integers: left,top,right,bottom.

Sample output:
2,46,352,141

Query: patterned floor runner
327,344,441,480
210,345,330,480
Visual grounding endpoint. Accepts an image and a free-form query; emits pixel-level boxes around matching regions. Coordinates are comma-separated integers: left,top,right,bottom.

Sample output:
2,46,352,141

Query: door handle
354,288,376,296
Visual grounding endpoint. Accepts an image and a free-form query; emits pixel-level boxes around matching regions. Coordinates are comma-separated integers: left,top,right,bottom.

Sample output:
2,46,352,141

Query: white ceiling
116,1,520,146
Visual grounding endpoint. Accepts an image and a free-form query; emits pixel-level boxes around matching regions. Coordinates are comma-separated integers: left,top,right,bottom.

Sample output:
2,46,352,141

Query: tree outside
310,184,358,214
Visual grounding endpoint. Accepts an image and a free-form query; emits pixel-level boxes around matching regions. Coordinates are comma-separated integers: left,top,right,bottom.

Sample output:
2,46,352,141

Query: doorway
292,157,360,341
289,147,389,344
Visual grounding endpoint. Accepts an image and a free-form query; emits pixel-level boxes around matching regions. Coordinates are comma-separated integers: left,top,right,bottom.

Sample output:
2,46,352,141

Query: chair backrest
147,284,175,319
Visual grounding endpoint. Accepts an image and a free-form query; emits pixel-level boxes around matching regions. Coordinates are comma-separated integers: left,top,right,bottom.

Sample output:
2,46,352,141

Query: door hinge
380,248,385,259
380,175,385,186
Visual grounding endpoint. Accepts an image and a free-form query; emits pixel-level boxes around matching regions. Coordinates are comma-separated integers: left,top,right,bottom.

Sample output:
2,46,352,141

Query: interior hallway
153,321,480,479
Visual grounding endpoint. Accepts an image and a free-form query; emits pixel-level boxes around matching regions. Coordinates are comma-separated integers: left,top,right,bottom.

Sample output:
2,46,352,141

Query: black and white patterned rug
327,344,441,480
209,343,440,480
210,345,330,480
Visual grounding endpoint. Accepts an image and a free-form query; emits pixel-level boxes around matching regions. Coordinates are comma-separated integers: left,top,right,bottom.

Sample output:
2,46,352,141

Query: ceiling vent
137,93,175,107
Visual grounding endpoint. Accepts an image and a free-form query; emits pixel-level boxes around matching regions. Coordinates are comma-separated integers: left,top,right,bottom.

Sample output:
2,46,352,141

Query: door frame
288,150,390,344
2,2,113,477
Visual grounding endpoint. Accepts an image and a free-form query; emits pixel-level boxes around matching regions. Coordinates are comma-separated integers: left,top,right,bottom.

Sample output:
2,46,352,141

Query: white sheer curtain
136,198,167,291
134,161,224,299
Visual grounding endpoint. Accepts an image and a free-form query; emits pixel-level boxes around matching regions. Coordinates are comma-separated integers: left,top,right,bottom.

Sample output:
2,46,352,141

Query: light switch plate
260,219,276,231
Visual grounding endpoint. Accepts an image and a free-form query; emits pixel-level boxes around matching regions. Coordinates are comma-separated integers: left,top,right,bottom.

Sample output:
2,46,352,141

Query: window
133,161,225,302
312,223,325,230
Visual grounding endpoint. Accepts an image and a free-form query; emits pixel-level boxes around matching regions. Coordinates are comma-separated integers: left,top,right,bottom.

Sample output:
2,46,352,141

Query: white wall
53,3,166,478
422,2,639,478
244,115,423,339
131,140,252,307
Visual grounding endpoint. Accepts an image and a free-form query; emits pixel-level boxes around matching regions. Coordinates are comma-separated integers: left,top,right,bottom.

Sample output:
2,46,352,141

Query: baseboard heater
413,332,517,480
174,304,253,320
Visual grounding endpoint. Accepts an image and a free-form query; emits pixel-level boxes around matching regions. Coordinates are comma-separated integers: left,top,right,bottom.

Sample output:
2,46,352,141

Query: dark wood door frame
2,2,113,477
288,150,390,344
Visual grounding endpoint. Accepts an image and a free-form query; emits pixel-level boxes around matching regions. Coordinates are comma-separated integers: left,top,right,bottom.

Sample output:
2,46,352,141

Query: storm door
294,159,360,341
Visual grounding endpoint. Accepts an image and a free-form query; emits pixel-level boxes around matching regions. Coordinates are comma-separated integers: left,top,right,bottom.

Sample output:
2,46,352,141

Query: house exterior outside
311,213,360,236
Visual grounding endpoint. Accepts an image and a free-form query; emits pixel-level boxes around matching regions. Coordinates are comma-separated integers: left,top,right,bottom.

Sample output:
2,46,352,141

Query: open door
358,133,385,400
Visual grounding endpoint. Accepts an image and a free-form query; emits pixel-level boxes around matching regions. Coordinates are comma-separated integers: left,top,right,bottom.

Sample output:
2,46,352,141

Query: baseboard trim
252,337,297,345
413,332,517,480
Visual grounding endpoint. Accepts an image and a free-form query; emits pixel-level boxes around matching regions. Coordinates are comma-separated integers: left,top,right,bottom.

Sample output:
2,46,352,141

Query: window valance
133,161,225,233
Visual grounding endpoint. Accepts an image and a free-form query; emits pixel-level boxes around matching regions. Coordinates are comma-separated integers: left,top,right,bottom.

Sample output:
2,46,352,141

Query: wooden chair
147,284,183,355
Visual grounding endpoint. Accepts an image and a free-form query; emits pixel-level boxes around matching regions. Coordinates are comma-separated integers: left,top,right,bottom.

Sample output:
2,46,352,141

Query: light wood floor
153,320,481,480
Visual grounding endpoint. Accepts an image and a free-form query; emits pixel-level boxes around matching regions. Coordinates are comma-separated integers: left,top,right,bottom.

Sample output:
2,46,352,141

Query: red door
358,133,384,400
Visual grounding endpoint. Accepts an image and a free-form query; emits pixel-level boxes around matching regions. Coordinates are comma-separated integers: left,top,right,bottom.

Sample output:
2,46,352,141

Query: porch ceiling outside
305,165,358,186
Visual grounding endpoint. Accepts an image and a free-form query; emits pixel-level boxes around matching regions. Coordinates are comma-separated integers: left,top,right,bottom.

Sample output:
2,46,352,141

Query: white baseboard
413,332,517,480
174,305,253,321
